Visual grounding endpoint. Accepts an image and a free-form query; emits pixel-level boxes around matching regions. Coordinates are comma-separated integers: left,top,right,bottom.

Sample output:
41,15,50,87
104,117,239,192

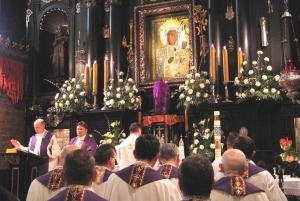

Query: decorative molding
0,37,29,61
76,3,81,14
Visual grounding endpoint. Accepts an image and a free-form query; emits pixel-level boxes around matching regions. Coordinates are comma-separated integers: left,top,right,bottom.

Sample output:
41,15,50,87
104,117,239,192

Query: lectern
0,152,46,201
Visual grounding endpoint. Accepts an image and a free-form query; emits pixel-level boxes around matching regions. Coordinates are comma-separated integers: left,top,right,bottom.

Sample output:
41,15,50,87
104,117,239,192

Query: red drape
0,57,24,104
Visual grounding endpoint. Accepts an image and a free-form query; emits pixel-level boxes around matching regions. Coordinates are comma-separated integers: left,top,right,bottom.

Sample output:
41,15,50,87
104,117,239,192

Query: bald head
34,119,46,134
59,145,80,166
221,149,247,176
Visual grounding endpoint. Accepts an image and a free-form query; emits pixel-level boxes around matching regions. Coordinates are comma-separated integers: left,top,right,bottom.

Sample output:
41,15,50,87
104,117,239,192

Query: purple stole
242,163,265,179
68,135,97,155
48,187,107,201
158,164,178,179
36,168,64,189
30,131,53,175
94,167,112,184
214,176,264,196
115,163,166,187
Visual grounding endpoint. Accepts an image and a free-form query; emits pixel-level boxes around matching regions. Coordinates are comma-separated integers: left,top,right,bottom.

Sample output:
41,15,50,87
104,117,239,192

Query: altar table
276,178,300,201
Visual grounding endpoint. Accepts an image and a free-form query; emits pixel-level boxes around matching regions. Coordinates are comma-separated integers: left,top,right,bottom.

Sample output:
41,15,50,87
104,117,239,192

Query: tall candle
84,65,90,93
184,109,189,131
138,111,142,125
210,44,216,81
92,60,98,93
237,47,243,76
214,111,221,159
104,54,109,90
222,46,229,82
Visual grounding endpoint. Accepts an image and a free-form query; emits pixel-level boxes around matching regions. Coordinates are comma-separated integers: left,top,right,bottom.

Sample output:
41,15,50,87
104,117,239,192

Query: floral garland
171,66,214,109
234,50,282,102
52,74,87,114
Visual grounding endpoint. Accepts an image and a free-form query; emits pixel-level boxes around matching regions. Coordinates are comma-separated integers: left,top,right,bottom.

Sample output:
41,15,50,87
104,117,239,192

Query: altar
276,178,300,201
143,114,184,144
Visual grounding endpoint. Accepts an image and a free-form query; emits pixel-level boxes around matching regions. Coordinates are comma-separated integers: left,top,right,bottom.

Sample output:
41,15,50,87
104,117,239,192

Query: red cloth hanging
0,56,24,104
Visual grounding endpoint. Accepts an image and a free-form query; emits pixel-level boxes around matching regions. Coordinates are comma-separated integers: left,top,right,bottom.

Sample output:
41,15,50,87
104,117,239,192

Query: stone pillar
109,0,122,80
208,0,222,100
235,0,250,64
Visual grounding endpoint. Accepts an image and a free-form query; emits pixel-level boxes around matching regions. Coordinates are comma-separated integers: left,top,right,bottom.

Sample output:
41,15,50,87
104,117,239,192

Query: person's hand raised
10,139,21,148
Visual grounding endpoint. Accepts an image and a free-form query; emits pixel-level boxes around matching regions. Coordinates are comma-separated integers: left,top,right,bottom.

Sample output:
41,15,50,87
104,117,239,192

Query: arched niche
39,8,69,87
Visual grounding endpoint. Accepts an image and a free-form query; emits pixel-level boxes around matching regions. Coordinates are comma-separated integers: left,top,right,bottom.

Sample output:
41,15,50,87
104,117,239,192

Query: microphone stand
278,165,284,192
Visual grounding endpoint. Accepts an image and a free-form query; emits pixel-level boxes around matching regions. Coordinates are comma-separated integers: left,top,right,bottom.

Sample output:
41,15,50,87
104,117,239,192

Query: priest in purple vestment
103,134,182,201
157,143,181,193
68,121,97,155
178,155,214,201
26,145,80,201
48,149,107,201
11,119,61,175
210,149,268,201
92,144,116,196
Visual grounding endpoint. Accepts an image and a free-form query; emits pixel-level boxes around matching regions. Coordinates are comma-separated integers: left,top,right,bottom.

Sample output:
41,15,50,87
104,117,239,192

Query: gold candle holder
90,92,100,111
210,80,218,103
223,81,232,102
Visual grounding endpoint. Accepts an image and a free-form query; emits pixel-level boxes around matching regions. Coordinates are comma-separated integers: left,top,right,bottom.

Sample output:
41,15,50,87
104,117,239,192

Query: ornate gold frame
134,0,195,88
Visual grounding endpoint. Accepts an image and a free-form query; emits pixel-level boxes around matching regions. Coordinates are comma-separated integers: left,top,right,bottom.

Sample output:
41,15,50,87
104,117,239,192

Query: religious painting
134,0,196,88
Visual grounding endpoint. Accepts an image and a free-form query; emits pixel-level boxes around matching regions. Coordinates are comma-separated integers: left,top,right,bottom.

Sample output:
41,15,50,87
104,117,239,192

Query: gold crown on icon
161,18,182,32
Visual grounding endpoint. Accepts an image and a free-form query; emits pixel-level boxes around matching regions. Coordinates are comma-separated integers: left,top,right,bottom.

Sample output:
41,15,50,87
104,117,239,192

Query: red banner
143,114,184,126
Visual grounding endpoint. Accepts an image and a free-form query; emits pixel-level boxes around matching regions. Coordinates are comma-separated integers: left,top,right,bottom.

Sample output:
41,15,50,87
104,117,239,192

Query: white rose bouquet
234,50,282,102
52,74,87,114
103,71,141,109
189,118,219,161
171,66,214,109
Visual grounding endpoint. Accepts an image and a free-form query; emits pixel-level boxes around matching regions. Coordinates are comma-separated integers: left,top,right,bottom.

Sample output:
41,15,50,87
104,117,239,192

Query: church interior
1,0,300,200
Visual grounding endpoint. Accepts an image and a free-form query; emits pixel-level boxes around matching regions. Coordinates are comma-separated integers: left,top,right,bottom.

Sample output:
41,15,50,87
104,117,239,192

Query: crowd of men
7,119,288,201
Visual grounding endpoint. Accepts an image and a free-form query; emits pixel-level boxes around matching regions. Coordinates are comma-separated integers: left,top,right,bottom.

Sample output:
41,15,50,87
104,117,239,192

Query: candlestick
104,53,109,90
92,60,98,93
210,44,216,81
214,111,222,159
138,111,142,125
222,46,229,82
237,47,243,76
223,81,232,102
184,109,189,132
84,65,90,93
90,92,100,111
210,80,218,103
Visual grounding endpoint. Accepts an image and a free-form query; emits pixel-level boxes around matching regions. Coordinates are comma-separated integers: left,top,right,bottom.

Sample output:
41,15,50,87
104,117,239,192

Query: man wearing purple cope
68,121,97,155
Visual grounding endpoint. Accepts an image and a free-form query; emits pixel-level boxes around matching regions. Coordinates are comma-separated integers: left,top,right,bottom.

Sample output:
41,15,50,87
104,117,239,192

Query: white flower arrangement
189,118,219,161
171,66,214,109
52,75,87,114
234,51,282,102
99,115,126,146
103,71,141,109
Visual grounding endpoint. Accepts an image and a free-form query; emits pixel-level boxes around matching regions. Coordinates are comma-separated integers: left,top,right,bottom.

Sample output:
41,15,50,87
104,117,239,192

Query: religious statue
156,18,190,79
51,25,68,79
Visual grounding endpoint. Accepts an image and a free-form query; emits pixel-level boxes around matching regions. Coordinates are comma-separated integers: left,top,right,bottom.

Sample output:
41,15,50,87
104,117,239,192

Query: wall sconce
122,19,134,64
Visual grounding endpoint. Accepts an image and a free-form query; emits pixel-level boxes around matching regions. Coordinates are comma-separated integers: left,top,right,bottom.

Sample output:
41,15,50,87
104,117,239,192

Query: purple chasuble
36,168,64,189
30,131,53,175
157,164,178,179
242,163,265,179
48,188,107,201
115,164,166,187
68,135,97,155
214,176,264,196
